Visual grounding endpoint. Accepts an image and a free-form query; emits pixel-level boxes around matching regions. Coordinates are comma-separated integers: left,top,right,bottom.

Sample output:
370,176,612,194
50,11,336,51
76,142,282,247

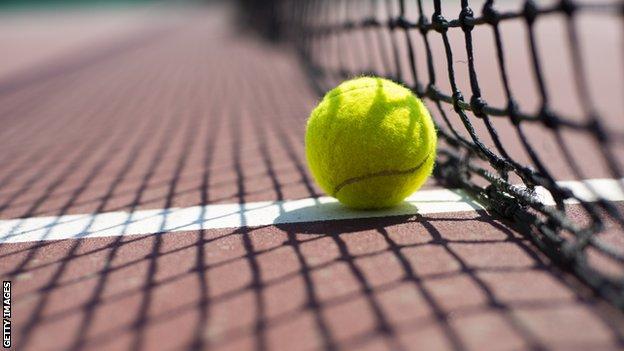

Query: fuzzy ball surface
305,77,437,209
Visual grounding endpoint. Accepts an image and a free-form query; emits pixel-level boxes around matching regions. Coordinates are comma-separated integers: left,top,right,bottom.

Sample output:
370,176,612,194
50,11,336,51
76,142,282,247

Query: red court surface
1,3,623,351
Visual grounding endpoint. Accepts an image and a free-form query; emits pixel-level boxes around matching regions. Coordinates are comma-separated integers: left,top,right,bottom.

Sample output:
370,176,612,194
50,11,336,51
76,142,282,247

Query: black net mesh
242,0,624,308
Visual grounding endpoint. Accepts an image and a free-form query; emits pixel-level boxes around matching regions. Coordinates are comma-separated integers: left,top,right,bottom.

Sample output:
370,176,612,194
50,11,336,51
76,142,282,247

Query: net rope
241,0,624,307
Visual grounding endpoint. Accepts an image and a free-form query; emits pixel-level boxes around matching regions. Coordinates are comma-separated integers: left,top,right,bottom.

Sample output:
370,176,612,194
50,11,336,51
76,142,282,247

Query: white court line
0,178,622,244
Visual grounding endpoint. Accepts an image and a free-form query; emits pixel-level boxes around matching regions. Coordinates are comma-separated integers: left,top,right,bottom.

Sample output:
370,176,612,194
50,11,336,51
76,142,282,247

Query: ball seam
331,152,433,196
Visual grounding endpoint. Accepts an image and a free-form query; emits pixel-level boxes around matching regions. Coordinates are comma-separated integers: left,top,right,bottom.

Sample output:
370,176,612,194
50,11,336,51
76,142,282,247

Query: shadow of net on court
4,211,624,349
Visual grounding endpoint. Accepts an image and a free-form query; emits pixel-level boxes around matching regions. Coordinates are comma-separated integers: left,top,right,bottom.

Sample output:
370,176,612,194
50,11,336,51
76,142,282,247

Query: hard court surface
1,3,623,351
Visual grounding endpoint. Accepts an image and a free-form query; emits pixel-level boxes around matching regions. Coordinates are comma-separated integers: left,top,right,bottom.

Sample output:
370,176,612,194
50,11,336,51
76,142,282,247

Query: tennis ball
305,77,437,209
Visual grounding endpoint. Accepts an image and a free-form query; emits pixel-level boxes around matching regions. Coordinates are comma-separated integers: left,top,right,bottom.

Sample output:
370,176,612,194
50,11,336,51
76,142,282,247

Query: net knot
539,107,558,129
507,100,522,125
589,118,608,142
470,95,487,117
523,0,539,25
426,84,438,99
414,82,425,97
392,16,409,30
559,0,577,16
482,2,500,25
418,15,429,34
362,17,378,27
452,91,464,112
486,185,523,218
431,13,449,33
459,7,475,31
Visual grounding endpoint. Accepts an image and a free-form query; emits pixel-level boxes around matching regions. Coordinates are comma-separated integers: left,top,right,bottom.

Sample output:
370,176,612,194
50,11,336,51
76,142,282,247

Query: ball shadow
274,199,422,234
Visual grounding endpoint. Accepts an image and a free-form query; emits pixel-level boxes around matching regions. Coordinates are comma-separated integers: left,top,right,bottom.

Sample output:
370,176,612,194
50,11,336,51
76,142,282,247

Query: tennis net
241,0,624,308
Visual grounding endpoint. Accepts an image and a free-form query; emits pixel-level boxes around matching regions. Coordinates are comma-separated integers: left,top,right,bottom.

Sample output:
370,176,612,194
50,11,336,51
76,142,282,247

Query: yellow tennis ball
305,77,437,209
